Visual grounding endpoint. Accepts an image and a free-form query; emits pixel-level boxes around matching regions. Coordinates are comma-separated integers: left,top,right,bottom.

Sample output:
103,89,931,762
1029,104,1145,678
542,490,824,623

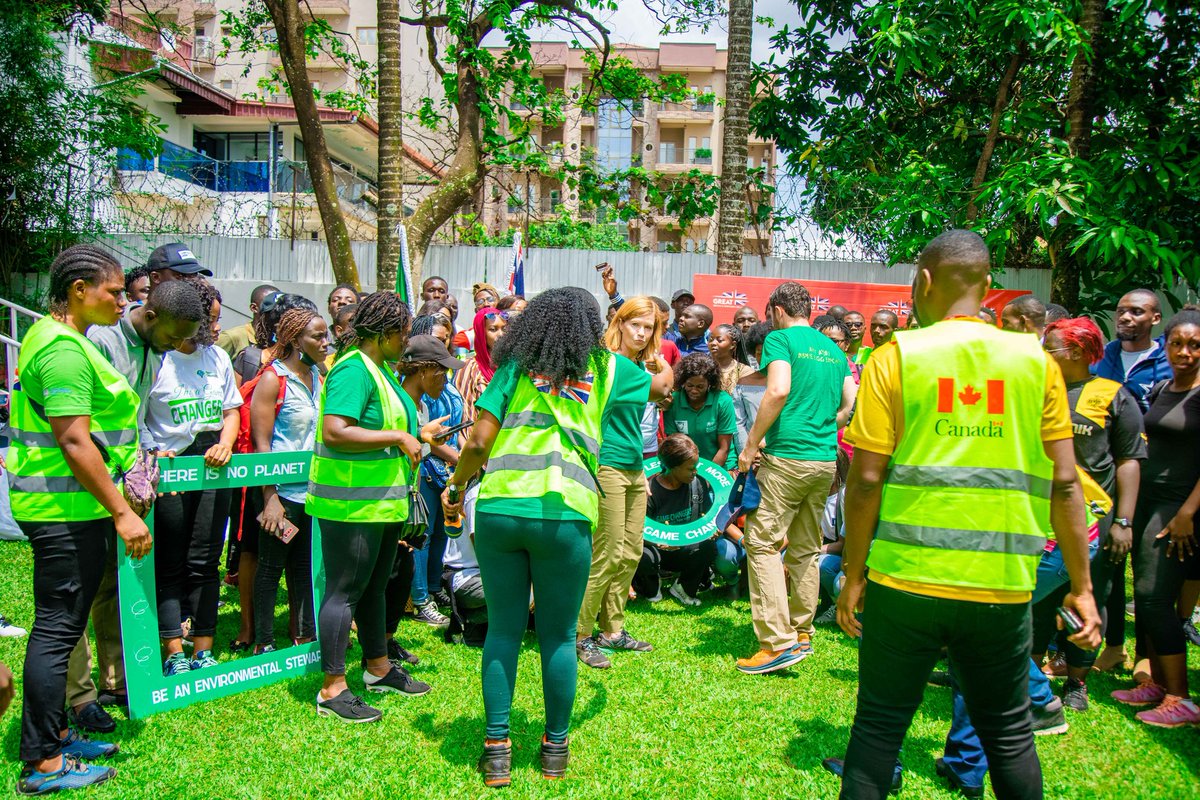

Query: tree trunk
405,64,484,278
966,45,1023,223
715,0,753,276
264,0,360,289
1050,0,1104,311
376,0,403,291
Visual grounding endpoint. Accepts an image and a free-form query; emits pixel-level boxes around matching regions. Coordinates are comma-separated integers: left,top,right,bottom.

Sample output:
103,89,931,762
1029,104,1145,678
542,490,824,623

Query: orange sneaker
736,646,803,675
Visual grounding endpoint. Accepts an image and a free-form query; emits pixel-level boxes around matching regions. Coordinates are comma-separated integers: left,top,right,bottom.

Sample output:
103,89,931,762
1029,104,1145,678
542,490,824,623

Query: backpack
235,364,287,455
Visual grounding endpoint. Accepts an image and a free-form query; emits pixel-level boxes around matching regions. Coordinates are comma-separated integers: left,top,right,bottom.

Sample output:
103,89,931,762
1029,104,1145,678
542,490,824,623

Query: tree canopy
756,0,1200,313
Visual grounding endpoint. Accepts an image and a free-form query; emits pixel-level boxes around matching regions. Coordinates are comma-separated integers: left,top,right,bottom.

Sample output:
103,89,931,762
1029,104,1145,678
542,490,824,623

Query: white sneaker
669,583,701,607
815,606,838,626
0,614,26,637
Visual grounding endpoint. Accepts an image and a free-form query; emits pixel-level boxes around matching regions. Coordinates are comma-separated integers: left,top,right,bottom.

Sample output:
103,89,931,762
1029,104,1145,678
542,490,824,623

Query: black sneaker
1184,619,1200,648
935,757,984,798
597,629,653,653
432,589,453,608
315,689,382,723
387,638,420,666
1031,696,1069,735
95,690,128,709
576,637,611,669
540,736,570,779
364,666,431,696
927,670,952,688
67,702,116,734
1062,677,1089,712
478,740,512,789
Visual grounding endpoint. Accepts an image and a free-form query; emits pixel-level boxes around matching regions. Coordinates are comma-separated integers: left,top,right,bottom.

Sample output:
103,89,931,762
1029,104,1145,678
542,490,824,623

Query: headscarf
473,306,501,381
471,282,501,308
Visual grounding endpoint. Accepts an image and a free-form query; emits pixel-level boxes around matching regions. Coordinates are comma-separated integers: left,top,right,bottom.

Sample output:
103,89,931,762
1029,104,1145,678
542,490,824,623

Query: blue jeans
411,476,449,605
713,537,745,582
942,538,1099,788
819,553,843,601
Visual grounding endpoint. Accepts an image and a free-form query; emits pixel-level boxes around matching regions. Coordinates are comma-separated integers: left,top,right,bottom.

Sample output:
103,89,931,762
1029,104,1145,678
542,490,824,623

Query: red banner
693,274,1027,344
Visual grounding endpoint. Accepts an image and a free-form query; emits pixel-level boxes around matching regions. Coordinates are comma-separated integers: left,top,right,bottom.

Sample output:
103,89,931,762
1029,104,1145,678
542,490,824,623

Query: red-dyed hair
1044,317,1105,365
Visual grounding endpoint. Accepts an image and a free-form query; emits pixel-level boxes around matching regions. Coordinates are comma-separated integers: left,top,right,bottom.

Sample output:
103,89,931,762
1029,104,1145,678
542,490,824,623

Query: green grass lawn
1,540,1197,799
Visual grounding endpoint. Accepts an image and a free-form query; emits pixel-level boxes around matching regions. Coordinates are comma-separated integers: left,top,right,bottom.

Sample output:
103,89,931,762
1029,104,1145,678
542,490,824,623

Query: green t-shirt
20,336,102,417
761,325,850,461
599,353,654,470
475,358,617,522
663,388,737,470
322,355,416,435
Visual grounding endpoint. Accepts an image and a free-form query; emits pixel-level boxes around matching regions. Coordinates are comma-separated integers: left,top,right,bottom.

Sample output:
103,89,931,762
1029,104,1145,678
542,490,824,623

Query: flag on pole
394,224,415,312
505,232,525,296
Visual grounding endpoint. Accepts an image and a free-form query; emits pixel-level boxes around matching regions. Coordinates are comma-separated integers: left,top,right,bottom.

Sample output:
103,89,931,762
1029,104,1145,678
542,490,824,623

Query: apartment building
100,1,443,240
481,42,776,255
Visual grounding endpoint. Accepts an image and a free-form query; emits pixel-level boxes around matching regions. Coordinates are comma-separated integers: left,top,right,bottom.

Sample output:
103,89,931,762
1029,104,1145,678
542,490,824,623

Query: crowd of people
1,233,1198,797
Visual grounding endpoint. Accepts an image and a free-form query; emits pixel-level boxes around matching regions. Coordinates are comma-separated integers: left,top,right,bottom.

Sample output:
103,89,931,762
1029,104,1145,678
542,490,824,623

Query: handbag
398,483,429,550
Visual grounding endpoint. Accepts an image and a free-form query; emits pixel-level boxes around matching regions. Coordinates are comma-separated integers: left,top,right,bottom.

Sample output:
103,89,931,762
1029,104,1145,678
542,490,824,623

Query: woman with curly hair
576,297,674,669
442,287,619,787
664,353,737,470
249,307,328,655
146,279,242,676
306,292,433,722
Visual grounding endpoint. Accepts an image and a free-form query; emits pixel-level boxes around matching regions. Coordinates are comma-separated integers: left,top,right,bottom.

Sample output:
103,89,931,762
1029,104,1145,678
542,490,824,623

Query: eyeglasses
484,311,509,321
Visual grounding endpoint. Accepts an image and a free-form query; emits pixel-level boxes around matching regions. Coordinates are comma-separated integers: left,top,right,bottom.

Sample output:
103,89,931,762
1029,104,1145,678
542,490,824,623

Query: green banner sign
119,452,324,719
641,457,734,547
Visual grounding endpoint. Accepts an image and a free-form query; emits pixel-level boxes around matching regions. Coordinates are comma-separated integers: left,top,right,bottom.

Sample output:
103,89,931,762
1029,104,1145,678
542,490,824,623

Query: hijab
473,306,501,381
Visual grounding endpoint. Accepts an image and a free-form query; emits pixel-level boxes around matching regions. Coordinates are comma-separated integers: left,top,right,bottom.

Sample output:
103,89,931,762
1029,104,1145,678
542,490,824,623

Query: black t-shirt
646,475,713,526
1066,378,1147,497
1142,382,1200,502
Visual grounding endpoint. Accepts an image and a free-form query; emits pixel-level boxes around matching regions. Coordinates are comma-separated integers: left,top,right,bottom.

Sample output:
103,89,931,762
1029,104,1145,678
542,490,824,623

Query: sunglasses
484,311,509,321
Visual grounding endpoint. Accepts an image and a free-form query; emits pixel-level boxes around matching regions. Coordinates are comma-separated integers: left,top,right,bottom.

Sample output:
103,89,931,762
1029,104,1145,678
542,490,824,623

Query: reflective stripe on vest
479,353,615,526
7,317,140,522
869,320,1054,593
305,350,412,523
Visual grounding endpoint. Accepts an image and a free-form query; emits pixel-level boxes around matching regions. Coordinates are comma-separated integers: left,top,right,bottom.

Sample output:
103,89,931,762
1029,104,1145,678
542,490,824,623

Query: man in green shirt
735,282,857,675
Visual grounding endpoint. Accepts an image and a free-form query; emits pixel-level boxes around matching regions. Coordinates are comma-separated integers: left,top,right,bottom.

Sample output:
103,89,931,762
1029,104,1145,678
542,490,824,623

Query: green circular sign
641,457,734,546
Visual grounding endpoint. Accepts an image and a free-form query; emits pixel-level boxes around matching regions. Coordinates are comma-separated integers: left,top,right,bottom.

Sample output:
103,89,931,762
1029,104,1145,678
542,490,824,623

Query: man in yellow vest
835,230,1101,800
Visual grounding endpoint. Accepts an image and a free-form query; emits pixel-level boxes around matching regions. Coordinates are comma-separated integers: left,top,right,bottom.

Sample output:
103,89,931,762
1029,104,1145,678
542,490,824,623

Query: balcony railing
658,100,714,115
657,147,713,166
118,140,377,202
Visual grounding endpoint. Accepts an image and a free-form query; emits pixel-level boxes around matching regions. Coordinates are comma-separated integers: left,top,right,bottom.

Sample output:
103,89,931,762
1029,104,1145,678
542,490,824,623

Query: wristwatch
1113,517,1131,528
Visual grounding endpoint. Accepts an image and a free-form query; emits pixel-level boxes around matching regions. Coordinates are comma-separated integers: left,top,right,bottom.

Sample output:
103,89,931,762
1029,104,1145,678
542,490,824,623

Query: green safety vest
869,320,1054,593
479,353,615,527
8,317,140,522
305,349,412,523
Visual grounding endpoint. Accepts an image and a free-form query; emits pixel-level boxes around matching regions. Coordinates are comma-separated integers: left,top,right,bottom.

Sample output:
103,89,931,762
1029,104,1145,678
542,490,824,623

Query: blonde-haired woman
576,296,674,668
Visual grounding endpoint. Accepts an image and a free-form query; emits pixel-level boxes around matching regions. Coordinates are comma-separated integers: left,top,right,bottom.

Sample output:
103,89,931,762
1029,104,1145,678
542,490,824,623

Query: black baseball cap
671,289,695,303
403,335,465,370
146,243,213,277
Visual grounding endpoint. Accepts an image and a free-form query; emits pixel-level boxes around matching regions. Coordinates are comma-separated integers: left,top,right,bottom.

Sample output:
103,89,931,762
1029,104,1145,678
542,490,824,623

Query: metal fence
96,234,1053,329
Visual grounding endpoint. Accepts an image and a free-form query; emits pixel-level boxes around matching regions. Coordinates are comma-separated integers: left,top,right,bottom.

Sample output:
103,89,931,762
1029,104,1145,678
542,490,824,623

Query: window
219,80,234,91
196,26,206,37
357,27,377,45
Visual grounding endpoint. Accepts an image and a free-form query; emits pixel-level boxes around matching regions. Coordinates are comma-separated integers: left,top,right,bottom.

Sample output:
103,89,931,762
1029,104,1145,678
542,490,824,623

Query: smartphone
439,420,475,439
594,261,610,272
277,519,300,544
1057,606,1083,635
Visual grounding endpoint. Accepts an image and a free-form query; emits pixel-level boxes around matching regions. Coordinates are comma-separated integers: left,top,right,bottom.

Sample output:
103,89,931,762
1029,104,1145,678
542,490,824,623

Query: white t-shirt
144,345,243,453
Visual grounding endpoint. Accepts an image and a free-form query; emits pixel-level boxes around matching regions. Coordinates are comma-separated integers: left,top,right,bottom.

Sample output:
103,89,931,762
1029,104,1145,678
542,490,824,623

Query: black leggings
385,546,415,637
316,518,399,675
154,433,231,640
1132,494,1199,658
633,539,717,599
253,498,315,648
19,519,112,762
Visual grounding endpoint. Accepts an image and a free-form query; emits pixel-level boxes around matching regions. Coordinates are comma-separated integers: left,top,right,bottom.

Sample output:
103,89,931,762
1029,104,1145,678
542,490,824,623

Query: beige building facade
482,42,776,254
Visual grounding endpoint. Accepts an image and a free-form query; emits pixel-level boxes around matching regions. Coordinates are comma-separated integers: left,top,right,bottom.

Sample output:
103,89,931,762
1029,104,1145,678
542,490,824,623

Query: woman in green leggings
443,287,615,788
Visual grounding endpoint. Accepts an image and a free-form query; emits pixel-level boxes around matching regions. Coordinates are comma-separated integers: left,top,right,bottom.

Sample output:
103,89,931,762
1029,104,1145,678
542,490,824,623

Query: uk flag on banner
812,296,831,312
713,290,748,307
533,374,594,404
885,300,910,314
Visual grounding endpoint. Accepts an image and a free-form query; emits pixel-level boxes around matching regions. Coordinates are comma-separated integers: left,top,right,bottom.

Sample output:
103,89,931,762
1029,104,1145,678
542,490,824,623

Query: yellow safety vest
8,317,140,522
478,353,615,527
305,349,413,523
870,320,1054,593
